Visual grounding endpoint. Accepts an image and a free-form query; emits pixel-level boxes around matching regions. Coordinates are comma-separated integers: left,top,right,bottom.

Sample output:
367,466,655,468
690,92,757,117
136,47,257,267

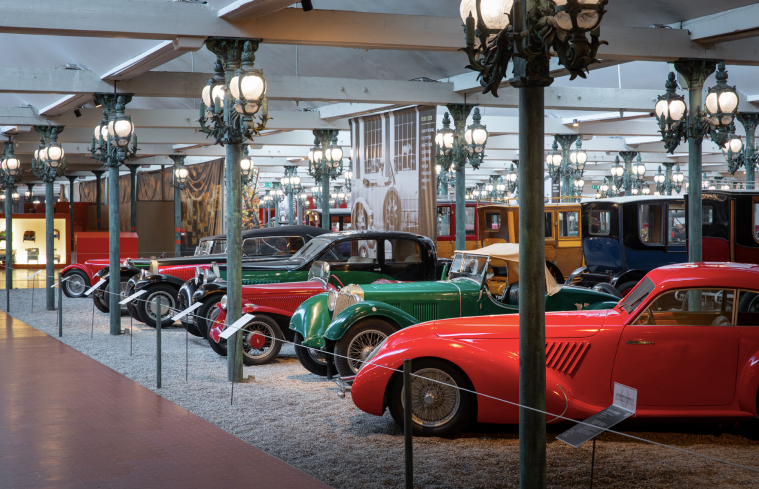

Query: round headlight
220,294,228,311
327,290,338,311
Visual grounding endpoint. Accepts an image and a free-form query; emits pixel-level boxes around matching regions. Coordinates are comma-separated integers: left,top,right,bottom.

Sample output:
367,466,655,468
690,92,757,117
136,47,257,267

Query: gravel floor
6,288,759,488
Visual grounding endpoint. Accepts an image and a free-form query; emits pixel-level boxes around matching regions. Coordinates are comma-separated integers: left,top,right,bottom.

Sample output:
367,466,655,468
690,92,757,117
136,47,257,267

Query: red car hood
241,279,332,297
433,309,610,340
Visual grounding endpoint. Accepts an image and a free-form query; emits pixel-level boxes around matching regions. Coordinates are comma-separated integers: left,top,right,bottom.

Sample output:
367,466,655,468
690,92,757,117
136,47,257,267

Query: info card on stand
557,383,637,448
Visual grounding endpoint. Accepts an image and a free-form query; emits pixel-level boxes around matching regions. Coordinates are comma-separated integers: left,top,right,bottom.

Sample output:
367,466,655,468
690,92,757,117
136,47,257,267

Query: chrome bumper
335,376,356,398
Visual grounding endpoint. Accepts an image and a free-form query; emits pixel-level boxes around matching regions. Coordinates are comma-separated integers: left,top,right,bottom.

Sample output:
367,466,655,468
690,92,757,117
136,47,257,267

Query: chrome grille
333,285,364,316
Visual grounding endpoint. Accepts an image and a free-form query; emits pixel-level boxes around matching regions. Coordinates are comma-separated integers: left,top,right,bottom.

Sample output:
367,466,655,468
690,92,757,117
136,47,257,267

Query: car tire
592,282,622,298
387,358,474,437
616,281,639,297
93,280,131,315
240,315,283,366
546,262,565,285
207,320,228,356
62,270,89,298
198,295,223,339
136,284,177,328
294,332,335,376
334,319,397,377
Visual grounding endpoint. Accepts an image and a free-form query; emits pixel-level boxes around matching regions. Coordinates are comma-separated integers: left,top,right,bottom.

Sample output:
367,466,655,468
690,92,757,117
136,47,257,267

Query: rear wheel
93,280,130,315
240,315,283,366
616,281,639,297
198,295,223,338
62,270,89,298
294,332,335,376
387,359,474,437
136,284,177,328
334,319,396,377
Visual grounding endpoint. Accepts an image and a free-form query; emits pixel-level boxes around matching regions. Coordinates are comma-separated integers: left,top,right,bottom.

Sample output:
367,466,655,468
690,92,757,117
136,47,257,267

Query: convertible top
202,225,330,242
454,243,561,296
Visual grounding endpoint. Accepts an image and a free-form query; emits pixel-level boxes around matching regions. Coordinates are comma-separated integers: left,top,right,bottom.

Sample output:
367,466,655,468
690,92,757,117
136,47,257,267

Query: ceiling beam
2,2,759,64
218,0,294,20
101,36,206,80
681,4,759,45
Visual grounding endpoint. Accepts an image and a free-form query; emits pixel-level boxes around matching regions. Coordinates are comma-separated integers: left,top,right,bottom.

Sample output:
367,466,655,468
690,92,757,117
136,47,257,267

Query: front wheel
198,295,223,339
387,359,474,437
240,315,283,366
294,332,335,376
334,319,396,377
136,284,177,328
62,270,89,298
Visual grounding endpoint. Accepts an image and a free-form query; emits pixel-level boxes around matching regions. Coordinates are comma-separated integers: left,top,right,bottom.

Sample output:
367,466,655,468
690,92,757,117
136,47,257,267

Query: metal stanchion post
58,271,63,337
403,359,413,489
590,438,596,489
186,326,188,381
130,312,133,356
31,271,34,312
156,295,162,388
326,347,333,380
91,296,95,339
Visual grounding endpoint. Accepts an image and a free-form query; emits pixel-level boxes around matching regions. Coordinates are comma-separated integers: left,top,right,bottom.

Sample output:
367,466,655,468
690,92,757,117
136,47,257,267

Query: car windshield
618,277,655,314
291,237,332,262
196,240,213,255
448,253,489,282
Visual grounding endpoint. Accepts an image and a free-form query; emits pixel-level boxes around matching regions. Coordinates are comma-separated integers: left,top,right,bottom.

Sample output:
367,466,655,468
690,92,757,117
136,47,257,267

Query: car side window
559,211,579,237
437,207,451,236
544,212,553,238
632,288,735,326
737,290,759,326
639,204,664,245
667,204,686,244
325,240,378,265
287,237,305,253
384,239,421,264
588,210,610,236
465,207,476,236
485,212,501,231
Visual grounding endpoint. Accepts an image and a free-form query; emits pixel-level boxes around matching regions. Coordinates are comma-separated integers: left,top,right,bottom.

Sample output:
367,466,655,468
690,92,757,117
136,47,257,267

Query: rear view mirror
308,261,331,282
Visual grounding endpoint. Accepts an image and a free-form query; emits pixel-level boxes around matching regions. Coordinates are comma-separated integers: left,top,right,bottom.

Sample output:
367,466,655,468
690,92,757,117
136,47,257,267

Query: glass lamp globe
459,0,512,30
728,136,743,154
633,162,646,177
673,171,684,184
551,153,562,167
211,85,226,109
601,183,609,192
312,148,323,164
654,191,661,196
282,176,290,186
201,85,212,107
574,179,585,189
239,158,254,178
642,187,651,195
291,175,301,186
330,146,343,162
442,132,454,149
655,99,686,122
632,188,639,195
611,164,624,178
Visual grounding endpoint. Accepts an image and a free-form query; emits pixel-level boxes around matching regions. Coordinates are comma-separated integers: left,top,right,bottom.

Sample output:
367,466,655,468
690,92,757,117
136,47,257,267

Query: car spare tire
592,282,622,298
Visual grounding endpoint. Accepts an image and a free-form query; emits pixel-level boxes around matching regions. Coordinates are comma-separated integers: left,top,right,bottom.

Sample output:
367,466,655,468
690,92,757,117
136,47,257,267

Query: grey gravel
6,288,759,488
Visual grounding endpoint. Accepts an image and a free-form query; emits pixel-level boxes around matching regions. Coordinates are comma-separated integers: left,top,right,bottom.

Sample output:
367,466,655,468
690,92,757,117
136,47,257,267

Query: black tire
387,358,474,437
592,282,622,298
177,289,203,338
62,270,89,298
294,332,335,376
198,295,224,339
240,315,284,366
616,280,639,297
334,318,397,377
136,284,178,328
93,280,130,315
546,262,565,285
507,281,520,306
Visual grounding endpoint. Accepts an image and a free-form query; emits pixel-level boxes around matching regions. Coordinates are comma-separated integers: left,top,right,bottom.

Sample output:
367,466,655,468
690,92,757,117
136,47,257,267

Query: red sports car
349,263,759,436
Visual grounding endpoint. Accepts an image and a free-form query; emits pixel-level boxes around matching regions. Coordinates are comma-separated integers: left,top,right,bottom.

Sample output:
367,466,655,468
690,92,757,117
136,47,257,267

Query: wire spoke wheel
308,347,327,364
402,368,460,428
65,274,87,296
241,321,274,358
347,329,387,374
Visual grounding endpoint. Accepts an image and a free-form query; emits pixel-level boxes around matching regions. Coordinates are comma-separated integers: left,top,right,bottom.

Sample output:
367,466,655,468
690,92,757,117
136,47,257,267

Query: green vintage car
290,242,621,377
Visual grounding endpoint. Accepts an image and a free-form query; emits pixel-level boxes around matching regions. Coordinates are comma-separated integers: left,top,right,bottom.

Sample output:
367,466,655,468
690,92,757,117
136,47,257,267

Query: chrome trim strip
449,281,462,316
546,384,569,424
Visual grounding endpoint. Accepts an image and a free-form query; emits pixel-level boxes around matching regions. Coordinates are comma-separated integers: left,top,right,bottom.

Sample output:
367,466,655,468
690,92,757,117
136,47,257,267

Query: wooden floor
0,311,331,489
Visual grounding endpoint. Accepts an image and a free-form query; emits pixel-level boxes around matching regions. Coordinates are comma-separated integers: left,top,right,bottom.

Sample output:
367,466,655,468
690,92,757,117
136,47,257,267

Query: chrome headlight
220,294,228,311
359,337,388,373
327,290,338,311
151,259,159,274
140,269,148,280
205,269,217,283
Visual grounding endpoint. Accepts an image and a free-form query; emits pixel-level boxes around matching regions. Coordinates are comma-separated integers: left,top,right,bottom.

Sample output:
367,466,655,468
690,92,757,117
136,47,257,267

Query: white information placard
219,314,255,340
612,383,637,413
84,278,107,296
50,277,71,288
119,289,147,305
557,383,637,448
26,270,43,280
171,301,203,321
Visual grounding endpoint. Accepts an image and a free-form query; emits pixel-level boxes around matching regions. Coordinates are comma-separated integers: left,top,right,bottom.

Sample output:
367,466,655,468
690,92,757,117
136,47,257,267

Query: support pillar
67,176,76,253
225,142,243,383
92,170,104,230
128,164,137,232
618,151,637,195
45,179,54,310
446,104,474,252
737,113,759,190
107,165,121,333
675,59,716,263
5,185,12,293
554,134,577,203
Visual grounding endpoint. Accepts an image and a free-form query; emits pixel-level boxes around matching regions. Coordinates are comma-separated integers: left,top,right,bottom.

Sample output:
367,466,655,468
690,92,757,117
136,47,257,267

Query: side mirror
308,261,331,282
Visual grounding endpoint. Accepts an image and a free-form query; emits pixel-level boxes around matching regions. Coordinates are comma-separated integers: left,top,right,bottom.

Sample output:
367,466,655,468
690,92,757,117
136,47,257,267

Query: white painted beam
101,37,206,81
39,94,94,117
218,0,294,20
680,4,759,45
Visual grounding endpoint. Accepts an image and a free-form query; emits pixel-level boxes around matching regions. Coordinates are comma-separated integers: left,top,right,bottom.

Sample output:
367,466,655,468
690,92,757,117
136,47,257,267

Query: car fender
290,293,331,349
134,273,184,291
611,270,646,287
192,282,227,303
737,349,759,416
352,337,568,423
62,263,95,284
324,300,419,343
242,303,293,319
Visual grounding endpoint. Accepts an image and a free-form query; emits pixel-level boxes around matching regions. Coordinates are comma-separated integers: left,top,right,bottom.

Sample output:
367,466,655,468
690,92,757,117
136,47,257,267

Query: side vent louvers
412,303,438,323
545,342,590,375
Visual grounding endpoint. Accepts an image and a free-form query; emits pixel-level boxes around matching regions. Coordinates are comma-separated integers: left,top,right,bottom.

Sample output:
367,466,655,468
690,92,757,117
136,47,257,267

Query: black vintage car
181,230,447,338
129,225,329,327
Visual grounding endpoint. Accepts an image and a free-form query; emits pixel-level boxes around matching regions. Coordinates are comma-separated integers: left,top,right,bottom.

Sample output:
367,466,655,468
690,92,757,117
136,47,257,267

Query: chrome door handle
626,340,654,345
374,268,381,272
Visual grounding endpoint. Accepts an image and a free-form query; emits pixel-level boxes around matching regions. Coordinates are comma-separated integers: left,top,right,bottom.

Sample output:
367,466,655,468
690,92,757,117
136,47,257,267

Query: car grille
545,342,590,375
333,284,364,316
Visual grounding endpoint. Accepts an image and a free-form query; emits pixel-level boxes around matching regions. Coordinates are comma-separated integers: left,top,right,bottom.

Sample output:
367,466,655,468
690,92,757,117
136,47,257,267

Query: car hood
358,279,474,297
241,279,331,296
432,309,610,340
156,254,226,266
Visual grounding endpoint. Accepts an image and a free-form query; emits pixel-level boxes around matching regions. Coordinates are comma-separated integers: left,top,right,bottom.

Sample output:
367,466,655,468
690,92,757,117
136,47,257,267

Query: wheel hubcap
308,348,327,365
402,368,460,427
147,293,173,320
347,330,387,374
241,322,273,357
67,275,86,295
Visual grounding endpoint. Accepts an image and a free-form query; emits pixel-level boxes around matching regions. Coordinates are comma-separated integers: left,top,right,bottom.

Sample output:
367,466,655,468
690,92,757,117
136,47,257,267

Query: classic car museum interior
2,1,759,488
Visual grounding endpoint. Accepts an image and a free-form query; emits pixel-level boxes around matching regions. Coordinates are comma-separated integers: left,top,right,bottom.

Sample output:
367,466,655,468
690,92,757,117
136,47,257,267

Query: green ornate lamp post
66,175,76,251
610,151,640,195
33,126,67,310
460,0,609,486
656,62,737,261
653,163,684,195
308,132,343,230
0,137,22,295
548,136,585,201
199,37,269,383
170,155,189,257
723,113,759,188
436,107,488,251
282,166,302,225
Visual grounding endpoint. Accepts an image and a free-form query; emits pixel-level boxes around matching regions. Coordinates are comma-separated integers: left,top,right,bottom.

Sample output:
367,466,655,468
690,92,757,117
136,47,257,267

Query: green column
45,179,55,310
618,151,637,195
67,176,76,253
174,181,181,257
675,59,716,263
225,142,243,382
554,135,577,203
107,164,121,334
128,165,138,232
5,185,12,293
93,170,104,230
664,163,673,195
737,113,759,190
446,104,473,252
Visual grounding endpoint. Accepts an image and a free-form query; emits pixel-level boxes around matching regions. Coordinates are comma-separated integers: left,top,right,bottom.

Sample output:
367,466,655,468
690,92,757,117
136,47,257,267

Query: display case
0,213,71,268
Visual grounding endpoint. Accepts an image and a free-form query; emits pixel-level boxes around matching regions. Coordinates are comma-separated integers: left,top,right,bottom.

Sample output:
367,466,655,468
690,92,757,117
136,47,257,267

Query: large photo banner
349,106,437,246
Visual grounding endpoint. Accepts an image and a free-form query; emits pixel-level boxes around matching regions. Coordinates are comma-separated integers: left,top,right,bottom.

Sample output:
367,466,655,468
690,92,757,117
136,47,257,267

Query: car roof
647,262,759,292
582,195,684,205
315,230,432,242
200,225,329,242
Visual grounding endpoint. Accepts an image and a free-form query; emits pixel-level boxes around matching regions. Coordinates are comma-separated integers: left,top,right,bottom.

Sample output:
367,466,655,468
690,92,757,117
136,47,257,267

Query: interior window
485,212,501,231
465,207,476,236
197,240,212,255
559,211,579,237
633,288,734,326
326,240,378,264
544,212,554,238
737,290,759,326
588,210,610,236
242,237,296,256
639,204,663,245
754,202,759,241
668,204,686,244
703,206,713,225
384,239,421,264
437,206,451,236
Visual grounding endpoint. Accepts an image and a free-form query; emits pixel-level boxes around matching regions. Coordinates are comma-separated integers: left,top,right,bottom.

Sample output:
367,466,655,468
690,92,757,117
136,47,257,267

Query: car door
612,287,739,406
381,238,423,281
319,237,383,285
